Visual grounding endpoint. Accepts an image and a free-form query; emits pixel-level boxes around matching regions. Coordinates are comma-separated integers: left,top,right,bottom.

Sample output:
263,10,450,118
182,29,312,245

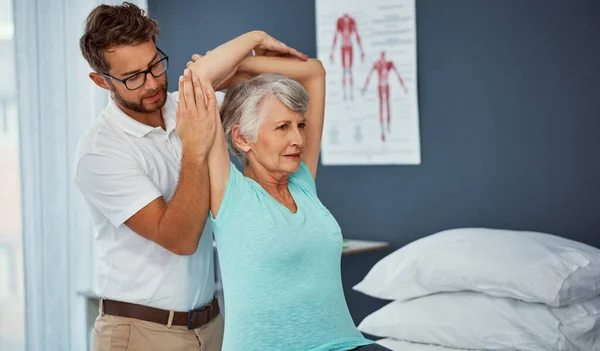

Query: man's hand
176,69,217,160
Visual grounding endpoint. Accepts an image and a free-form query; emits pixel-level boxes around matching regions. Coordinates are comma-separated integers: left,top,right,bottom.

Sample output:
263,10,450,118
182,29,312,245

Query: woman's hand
251,31,307,61
186,31,307,91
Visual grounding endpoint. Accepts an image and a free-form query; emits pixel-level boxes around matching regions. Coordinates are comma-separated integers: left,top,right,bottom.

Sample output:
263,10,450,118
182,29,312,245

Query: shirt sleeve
291,161,317,195
209,161,249,229
74,151,163,227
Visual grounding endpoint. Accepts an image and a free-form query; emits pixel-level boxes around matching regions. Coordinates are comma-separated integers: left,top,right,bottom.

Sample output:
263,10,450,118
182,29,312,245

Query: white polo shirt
74,91,224,311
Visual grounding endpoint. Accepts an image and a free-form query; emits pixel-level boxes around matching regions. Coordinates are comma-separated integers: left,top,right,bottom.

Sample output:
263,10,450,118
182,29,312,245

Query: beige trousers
92,313,224,351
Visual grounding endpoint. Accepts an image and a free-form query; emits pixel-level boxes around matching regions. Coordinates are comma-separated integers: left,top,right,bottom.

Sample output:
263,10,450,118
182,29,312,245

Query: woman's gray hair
220,73,309,165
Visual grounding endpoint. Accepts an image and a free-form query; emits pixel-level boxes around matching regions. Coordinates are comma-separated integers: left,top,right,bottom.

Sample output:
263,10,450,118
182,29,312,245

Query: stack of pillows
354,228,600,351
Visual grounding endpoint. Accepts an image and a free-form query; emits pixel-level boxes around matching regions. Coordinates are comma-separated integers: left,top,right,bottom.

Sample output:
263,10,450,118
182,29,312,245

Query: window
0,0,25,349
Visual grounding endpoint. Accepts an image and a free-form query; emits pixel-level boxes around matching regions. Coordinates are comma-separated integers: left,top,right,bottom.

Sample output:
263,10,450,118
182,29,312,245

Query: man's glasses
103,47,169,90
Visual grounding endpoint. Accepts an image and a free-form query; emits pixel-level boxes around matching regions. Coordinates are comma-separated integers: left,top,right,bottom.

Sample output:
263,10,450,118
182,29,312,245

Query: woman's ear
232,125,251,153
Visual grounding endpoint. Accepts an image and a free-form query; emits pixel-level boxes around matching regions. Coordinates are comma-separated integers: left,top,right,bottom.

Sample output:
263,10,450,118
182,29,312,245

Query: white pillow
553,295,600,350
353,227,600,306
358,292,600,351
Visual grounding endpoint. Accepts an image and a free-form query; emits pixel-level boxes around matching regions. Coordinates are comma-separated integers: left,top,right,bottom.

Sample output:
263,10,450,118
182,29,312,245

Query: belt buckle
187,303,212,330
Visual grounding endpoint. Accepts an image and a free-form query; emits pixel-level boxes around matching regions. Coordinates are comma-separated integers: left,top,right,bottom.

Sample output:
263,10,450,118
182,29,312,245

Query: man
75,2,306,350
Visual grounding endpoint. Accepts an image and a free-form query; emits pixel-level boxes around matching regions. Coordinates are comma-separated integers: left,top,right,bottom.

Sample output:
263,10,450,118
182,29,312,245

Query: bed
353,227,600,351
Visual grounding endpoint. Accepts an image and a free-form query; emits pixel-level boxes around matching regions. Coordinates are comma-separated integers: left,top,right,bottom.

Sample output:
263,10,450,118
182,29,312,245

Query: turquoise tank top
210,161,372,351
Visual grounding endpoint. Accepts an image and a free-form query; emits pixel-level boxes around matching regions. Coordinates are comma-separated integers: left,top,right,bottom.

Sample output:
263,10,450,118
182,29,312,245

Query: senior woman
185,32,389,351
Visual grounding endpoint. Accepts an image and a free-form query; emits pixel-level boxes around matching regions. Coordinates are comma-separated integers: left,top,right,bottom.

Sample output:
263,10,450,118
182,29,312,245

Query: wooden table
342,239,390,255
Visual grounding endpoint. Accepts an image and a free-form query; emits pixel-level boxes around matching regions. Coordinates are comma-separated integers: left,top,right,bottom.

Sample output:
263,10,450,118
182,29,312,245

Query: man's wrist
182,143,208,164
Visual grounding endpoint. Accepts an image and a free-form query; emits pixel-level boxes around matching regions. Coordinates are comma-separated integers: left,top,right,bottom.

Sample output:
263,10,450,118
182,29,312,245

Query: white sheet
376,338,516,351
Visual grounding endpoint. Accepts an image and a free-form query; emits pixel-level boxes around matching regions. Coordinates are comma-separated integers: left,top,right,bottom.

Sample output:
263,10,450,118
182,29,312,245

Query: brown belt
101,297,220,330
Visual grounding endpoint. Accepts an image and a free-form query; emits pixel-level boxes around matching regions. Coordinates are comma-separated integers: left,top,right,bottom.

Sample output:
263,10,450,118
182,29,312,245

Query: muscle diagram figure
330,13,365,101
362,51,408,142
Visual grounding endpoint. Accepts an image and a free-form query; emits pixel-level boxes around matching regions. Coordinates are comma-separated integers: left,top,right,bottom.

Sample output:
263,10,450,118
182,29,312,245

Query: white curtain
13,0,147,350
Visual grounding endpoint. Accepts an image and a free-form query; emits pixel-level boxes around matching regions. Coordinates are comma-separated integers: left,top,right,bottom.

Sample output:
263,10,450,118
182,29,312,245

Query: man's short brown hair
80,2,159,73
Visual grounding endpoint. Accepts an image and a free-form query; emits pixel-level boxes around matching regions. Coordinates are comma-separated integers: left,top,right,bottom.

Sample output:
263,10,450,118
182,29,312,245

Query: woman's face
248,97,306,176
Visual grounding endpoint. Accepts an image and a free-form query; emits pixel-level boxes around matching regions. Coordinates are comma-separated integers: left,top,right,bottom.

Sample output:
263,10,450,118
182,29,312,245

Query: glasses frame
102,47,169,91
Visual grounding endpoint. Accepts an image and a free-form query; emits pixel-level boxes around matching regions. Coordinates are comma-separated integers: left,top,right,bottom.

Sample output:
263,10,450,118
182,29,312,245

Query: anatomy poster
316,0,421,165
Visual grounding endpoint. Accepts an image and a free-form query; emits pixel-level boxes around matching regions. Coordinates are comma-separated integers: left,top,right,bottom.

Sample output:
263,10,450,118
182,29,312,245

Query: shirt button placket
166,136,177,158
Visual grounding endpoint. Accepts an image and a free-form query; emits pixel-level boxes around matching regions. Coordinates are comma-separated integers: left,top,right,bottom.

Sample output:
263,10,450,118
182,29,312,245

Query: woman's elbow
310,59,326,78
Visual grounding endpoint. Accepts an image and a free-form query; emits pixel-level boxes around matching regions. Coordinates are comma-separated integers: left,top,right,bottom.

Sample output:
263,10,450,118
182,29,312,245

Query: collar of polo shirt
104,95,177,138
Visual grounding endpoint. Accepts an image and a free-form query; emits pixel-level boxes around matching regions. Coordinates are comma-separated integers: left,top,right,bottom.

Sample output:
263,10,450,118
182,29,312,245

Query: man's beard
110,82,168,113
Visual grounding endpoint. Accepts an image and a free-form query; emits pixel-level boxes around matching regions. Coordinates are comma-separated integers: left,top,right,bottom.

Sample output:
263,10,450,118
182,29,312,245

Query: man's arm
123,155,209,255
125,70,216,255
75,151,208,256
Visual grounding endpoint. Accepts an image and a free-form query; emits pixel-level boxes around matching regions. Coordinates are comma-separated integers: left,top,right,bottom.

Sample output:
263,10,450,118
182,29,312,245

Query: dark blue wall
148,0,600,323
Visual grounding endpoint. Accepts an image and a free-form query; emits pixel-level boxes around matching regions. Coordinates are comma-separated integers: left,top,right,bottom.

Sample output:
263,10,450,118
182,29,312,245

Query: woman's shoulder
210,162,257,228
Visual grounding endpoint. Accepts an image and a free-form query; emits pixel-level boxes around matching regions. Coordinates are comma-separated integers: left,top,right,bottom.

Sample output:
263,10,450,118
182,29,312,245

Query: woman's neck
245,163,298,213
244,164,290,196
